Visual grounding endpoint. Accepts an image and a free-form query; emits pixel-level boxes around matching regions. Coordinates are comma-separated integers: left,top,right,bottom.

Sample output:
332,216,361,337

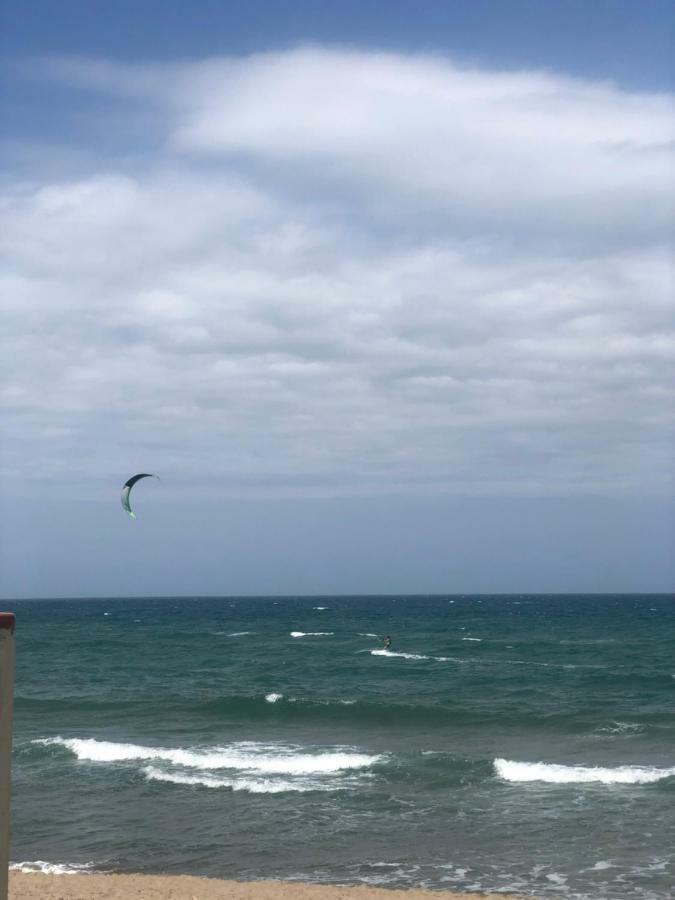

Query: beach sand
9,872,526,899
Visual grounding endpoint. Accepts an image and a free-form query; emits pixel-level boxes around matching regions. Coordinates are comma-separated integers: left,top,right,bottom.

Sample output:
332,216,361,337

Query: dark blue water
8,595,675,897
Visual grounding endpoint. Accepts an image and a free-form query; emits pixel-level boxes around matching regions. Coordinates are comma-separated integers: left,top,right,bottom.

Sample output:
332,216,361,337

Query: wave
290,631,334,637
24,692,663,735
10,860,94,875
15,693,458,728
494,758,675,785
370,649,460,663
371,649,429,660
35,737,381,775
593,721,645,736
142,766,340,793
33,736,382,798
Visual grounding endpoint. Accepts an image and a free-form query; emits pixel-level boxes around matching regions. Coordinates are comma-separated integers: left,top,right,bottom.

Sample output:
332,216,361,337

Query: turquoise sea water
8,595,675,898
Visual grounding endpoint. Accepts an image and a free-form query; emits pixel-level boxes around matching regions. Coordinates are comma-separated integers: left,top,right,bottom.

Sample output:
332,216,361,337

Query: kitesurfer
383,635,392,650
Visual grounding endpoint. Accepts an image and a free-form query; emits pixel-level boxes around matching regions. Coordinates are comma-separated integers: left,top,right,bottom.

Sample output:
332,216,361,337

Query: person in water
383,635,392,650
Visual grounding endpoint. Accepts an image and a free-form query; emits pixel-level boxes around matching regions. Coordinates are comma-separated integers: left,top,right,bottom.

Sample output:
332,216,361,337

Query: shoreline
9,872,529,899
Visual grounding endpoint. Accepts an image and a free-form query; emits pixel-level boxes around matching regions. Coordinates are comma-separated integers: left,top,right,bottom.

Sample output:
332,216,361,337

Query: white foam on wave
227,631,253,637
462,637,482,642
371,649,463,663
142,766,329,793
495,758,675,784
313,606,329,610
265,693,283,703
36,737,381,775
10,860,94,875
594,721,644,736
290,631,334,638
371,649,429,660
433,656,465,663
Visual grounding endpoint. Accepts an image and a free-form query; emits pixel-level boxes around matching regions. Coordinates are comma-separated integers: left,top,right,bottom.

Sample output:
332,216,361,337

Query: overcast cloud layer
2,48,674,501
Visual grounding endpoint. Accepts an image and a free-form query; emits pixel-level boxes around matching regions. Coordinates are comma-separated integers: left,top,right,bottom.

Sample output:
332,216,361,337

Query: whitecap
371,649,429,660
371,649,463,663
290,631,333,638
494,757,675,785
433,656,465,663
265,693,283,703
142,766,331,794
35,737,382,775
462,637,482,642
10,860,94,875
594,721,644,736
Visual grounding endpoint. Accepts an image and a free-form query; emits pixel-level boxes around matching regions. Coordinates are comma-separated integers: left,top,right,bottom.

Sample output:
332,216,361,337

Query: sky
1,1,674,598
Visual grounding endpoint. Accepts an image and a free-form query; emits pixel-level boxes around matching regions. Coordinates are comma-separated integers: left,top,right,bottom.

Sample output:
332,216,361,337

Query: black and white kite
121,473,158,519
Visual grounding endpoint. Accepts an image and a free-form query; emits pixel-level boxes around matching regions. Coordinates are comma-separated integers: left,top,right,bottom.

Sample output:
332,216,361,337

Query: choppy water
7,594,675,898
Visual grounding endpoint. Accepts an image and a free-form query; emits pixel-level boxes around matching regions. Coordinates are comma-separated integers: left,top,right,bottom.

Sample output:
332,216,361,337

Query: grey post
0,613,16,900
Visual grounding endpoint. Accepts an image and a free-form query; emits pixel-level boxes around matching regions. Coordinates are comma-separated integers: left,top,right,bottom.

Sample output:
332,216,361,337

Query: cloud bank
2,48,674,498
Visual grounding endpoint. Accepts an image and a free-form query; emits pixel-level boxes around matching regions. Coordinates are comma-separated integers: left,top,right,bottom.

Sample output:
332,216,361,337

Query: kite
121,473,158,519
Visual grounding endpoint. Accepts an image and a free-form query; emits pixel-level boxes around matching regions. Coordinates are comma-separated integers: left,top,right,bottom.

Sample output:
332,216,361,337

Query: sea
7,594,675,899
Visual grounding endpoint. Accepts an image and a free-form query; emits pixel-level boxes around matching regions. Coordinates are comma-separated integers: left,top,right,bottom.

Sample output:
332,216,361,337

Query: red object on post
0,614,15,634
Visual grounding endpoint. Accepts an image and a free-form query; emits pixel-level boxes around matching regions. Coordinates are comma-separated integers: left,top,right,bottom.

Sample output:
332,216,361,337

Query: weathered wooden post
0,613,15,900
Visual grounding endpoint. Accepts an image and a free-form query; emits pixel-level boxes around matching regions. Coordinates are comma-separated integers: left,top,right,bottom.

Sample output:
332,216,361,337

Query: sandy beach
9,872,526,899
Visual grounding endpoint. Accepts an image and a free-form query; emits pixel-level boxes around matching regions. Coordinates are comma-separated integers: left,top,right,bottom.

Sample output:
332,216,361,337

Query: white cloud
46,49,674,242
2,48,673,498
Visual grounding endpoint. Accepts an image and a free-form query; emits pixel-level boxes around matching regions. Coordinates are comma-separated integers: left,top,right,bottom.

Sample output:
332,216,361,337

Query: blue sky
1,2,673,597
2,0,674,87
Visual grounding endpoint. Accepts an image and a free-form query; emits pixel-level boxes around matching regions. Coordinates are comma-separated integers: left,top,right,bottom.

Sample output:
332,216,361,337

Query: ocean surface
7,594,675,898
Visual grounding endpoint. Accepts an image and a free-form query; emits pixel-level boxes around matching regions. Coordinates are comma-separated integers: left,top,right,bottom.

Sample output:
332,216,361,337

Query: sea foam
290,631,334,637
371,649,429,660
35,737,381,775
10,860,94,875
142,766,337,793
371,649,461,663
495,758,675,784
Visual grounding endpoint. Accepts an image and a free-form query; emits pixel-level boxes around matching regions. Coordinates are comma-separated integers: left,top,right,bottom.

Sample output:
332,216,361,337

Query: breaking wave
35,737,381,774
10,860,94,875
495,758,675,785
33,736,383,794
142,766,340,793
290,631,334,638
